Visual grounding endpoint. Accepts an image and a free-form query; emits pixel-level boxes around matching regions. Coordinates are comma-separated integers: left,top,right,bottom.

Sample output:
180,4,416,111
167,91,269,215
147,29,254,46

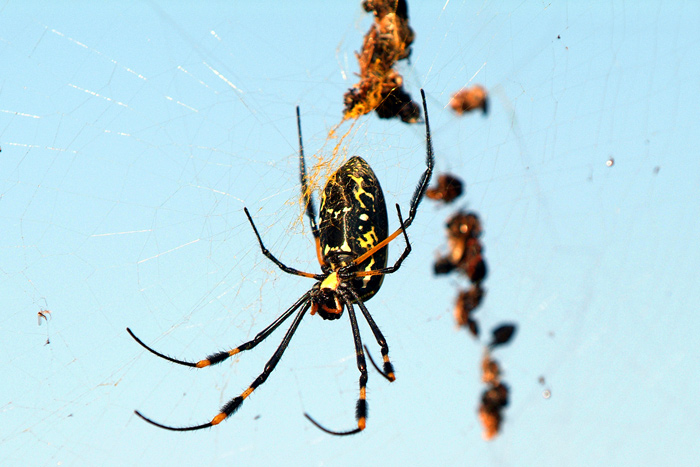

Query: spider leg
127,328,197,368
297,107,326,268
353,204,410,277
304,292,368,436
341,206,407,381
344,287,396,382
244,207,323,280
297,107,320,239
364,345,393,381
349,88,433,268
127,292,311,369
134,411,213,432
134,300,311,431
379,204,411,273
403,88,435,228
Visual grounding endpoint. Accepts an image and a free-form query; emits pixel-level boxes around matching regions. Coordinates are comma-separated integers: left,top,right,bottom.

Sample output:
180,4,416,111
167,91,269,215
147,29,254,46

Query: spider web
1,1,699,466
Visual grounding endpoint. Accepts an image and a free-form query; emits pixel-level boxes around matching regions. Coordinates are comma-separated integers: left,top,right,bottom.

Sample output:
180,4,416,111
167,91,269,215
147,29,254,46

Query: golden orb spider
127,89,434,435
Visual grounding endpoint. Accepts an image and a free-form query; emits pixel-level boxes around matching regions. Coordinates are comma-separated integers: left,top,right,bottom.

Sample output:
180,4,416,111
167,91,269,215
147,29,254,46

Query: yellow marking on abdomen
348,174,375,208
357,227,379,249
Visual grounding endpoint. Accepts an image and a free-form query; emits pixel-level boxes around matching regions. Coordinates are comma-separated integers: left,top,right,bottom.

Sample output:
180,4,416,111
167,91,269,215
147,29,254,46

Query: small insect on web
37,309,51,325
38,308,52,345
127,89,434,435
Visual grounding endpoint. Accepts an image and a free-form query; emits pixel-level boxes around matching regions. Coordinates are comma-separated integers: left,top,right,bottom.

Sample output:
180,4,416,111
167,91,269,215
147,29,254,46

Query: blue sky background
1,1,699,465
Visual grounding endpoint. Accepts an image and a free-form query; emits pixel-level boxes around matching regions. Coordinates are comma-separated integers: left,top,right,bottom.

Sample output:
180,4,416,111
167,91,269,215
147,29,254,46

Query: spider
127,88,434,435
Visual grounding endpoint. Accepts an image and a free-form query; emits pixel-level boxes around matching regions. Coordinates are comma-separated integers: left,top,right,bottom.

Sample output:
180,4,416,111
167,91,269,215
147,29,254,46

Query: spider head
310,275,344,320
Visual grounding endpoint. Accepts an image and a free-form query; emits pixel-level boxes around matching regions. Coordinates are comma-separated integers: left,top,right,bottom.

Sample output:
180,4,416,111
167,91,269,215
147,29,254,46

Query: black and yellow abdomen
319,156,388,302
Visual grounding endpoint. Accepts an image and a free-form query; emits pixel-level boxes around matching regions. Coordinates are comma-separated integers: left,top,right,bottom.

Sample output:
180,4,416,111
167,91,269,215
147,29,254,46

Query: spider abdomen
319,156,389,302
